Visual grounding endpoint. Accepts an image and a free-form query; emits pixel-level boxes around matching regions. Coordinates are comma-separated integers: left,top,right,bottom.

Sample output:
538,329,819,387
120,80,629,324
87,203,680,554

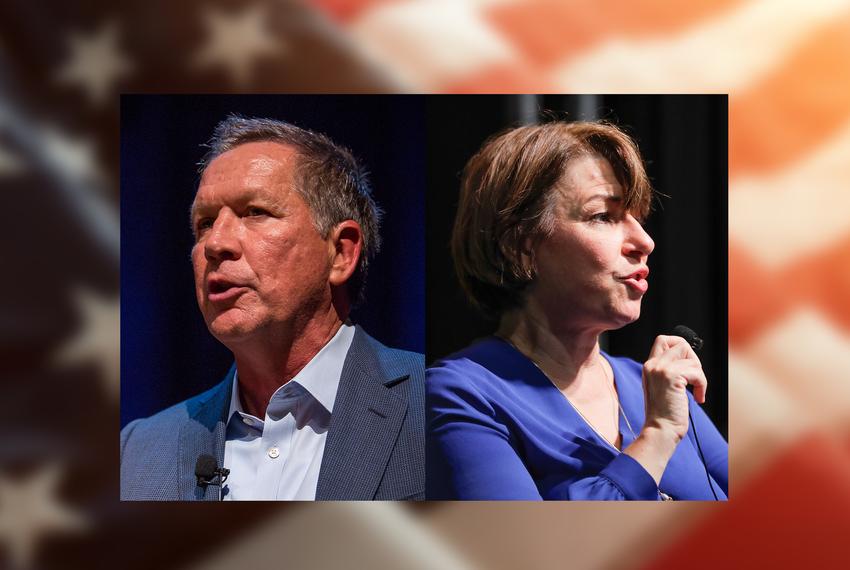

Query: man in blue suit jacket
120,116,424,501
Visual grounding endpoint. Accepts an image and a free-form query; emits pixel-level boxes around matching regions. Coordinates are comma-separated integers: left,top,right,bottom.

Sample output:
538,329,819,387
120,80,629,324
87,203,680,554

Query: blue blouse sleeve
428,350,726,500
427,361,661,500
426,363,543,500
562,453,661,500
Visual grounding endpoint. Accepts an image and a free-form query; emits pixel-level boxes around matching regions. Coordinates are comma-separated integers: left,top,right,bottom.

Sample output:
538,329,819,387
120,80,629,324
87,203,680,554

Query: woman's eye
590,212,612,223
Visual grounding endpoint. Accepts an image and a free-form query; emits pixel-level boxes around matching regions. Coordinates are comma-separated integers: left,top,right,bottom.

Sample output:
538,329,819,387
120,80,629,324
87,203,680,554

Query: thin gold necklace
500,336,672,500
593,359,671,500
501,336,631,450
552,356,633,452
600,357,637,444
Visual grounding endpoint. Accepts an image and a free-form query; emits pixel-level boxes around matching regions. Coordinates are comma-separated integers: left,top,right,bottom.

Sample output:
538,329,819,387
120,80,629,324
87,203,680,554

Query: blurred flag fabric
1,0,849,568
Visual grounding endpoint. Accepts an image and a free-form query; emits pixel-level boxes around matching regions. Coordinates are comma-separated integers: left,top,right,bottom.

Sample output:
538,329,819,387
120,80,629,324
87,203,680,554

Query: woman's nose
623,214,654,259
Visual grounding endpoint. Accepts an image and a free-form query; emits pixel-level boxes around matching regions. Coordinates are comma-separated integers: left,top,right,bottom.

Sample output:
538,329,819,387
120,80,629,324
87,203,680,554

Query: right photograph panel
426,95,728,500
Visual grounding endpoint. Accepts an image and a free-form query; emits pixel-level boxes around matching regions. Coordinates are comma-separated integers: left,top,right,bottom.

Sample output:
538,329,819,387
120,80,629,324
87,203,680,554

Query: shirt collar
228,323,356,419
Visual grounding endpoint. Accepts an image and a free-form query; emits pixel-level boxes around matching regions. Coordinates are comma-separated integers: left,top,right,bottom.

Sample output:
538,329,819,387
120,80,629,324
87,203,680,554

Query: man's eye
590,212,613,223
246,207,270,217
196,218,214,233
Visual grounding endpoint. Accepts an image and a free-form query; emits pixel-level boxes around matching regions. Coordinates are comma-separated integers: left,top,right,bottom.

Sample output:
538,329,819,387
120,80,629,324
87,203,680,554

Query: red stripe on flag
641,432,850,569
783,233,850,334
486,0,744,67
310,0,401,23
731,229,850,347
729,242,792,347
730,13,850,176
443,64,557,94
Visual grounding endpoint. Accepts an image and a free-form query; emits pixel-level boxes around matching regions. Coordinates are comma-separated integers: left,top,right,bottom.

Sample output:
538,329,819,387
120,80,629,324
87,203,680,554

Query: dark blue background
121,95,425,427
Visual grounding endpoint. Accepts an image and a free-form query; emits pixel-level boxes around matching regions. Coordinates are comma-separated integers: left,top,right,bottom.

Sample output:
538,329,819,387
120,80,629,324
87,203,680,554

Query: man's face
190,141,334,345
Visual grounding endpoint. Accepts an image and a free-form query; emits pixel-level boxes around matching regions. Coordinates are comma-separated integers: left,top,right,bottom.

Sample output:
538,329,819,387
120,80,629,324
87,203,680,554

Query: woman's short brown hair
451,120,653,317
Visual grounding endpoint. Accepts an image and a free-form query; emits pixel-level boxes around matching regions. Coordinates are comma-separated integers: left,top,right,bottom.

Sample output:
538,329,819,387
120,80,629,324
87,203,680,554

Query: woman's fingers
688,366,708,404
667,361,708,404
648,334,675,359
642,336,710,440
649,357,708,404
656,336,707,403
649,334,700,363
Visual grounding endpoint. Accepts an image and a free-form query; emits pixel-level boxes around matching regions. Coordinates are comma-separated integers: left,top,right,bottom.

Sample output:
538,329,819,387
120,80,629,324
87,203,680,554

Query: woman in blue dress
427,120,728,500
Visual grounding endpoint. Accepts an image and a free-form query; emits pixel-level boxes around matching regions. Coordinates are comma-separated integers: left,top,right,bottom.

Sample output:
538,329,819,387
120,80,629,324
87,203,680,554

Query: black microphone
195,454,230,501
671,324,718,500
673,324,703,351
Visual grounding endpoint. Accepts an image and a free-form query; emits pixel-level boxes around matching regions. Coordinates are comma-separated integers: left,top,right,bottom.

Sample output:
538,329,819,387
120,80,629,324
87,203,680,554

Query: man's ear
328,220,363,287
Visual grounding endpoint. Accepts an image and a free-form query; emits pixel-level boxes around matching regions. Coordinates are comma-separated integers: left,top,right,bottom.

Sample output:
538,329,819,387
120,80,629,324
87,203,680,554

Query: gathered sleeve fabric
560,453,660,500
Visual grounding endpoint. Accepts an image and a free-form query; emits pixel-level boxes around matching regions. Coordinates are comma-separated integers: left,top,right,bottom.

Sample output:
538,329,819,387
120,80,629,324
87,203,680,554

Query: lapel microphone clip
195,454,230,501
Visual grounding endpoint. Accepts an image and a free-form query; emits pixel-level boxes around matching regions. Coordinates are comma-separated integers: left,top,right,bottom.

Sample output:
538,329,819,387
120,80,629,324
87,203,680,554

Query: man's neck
230,315,345,419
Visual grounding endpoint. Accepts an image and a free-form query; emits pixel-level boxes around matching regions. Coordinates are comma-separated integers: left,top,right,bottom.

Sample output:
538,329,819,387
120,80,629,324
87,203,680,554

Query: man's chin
205,315,258,343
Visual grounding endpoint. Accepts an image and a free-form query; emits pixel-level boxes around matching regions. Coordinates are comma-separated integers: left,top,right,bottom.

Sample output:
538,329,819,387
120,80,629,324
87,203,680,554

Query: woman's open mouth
617,268,649,294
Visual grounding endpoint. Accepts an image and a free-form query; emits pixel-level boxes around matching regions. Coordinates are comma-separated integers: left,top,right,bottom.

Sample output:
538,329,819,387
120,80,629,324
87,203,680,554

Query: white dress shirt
222,324,355,500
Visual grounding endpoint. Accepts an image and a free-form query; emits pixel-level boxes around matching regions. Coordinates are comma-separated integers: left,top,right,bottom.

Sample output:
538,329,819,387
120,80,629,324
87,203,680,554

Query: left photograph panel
120,95,425,501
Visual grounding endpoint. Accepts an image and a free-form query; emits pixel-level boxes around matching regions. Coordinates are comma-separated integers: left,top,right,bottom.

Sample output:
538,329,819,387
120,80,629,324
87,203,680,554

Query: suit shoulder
119,398,191,458
120,380,227,444
358,330,424,376
360,331,422,358
377,343,425,368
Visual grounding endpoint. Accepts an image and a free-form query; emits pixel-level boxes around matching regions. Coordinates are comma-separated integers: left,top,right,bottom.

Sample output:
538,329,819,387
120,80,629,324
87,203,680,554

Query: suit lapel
178,367,234,501
316,329,409,500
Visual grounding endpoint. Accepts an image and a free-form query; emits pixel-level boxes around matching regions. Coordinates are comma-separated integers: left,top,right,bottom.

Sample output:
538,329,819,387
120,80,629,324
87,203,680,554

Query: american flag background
1,0,848,568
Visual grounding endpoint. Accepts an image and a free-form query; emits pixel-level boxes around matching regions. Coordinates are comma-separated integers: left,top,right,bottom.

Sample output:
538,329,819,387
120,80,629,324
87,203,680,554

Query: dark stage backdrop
121,95,425,428
425,95,728,438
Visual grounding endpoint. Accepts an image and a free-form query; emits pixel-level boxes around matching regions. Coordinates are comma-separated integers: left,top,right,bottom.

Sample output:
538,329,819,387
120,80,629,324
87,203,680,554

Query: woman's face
528,154,655,333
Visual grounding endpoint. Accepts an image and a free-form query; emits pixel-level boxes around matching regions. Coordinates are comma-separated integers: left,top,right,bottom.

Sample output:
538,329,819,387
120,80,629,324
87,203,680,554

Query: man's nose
204,210,242,262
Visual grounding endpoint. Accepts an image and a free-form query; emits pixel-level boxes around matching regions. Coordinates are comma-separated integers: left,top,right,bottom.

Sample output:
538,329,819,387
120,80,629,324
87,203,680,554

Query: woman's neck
496,305,604,390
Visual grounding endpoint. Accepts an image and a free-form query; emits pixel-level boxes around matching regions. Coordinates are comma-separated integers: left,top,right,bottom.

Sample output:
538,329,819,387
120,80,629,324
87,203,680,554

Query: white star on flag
55,20,133,106
0,464,89,569
53,286,120,402
192,4,284,86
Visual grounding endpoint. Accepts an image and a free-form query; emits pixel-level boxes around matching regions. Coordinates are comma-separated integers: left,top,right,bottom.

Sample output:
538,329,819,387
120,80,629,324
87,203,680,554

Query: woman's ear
328,220,363,287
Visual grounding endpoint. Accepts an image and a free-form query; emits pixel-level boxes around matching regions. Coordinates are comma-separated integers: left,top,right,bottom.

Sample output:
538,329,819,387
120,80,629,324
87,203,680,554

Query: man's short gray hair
199,115,383,306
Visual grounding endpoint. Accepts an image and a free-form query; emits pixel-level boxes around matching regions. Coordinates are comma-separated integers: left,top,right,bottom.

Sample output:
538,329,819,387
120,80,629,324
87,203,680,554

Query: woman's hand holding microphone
624,335,708,485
